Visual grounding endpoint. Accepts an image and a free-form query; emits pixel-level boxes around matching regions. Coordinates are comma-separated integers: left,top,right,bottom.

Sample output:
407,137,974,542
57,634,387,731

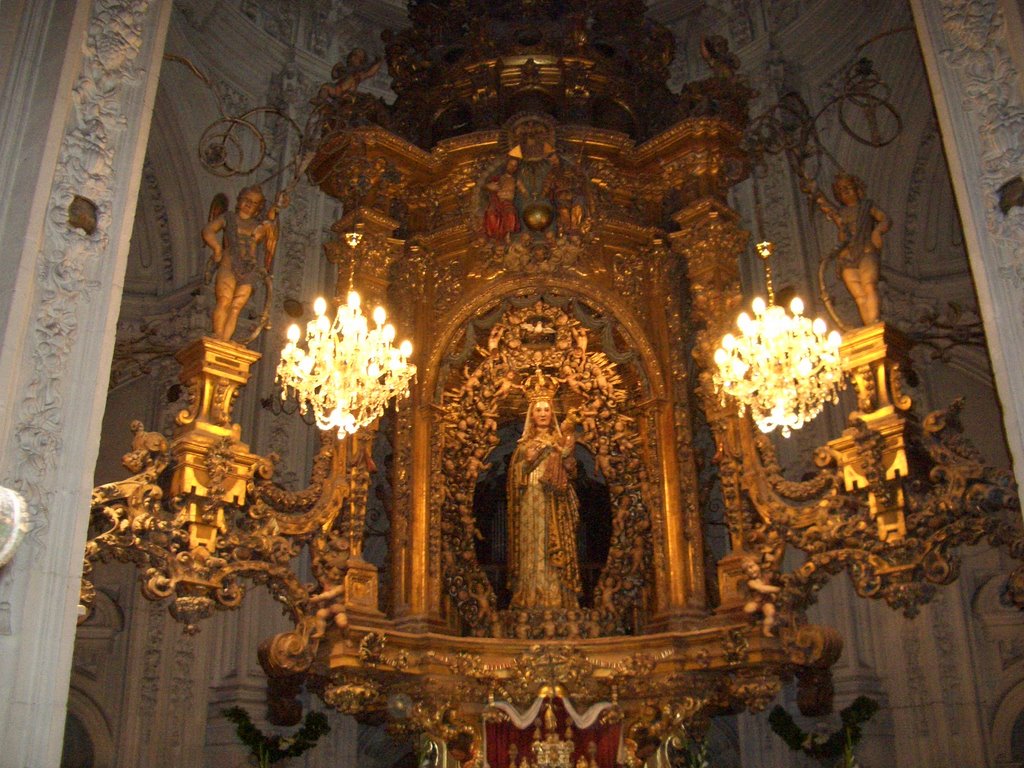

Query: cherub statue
612,498,631,530
561,363,586,396
202,185,285,343
588,361,615,398
459,362,484,398
578,397,602,436
479,406,499,435
598,575,619,613
313,48,382,110
487,323,506,351
310,583,348,636
805,172,891,326
565,609,582,639
595,441,615,481
465,447,492,482
571,325,589,355
514,610,531,639
543,153,590,236
541,609,557,638
611,414,636,451
503,232,533,272
493,368,518,401
469,580,493,632
742,558,781,637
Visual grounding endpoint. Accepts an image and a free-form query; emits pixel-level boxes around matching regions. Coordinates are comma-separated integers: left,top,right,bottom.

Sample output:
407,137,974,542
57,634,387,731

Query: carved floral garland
937,0,1024,247
11,0,156,539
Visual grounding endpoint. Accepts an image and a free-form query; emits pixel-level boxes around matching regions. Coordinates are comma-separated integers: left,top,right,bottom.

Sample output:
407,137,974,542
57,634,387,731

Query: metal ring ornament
198,114,267,177
837,62,902,148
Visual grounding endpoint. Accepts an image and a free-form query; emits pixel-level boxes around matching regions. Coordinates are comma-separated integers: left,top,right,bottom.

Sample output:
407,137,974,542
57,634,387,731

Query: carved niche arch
429,287,671,639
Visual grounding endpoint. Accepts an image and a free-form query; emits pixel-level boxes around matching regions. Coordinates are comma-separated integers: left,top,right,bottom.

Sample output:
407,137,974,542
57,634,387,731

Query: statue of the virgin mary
506,372,581,610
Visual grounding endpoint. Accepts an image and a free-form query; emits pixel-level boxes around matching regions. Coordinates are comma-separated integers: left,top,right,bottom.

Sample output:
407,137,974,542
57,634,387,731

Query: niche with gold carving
429,285,688,639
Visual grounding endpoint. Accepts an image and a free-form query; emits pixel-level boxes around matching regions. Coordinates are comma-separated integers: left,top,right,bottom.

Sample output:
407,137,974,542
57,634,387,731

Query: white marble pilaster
910,0,1024,497
0,1,172,765
114,601,216,768
203,589,296,766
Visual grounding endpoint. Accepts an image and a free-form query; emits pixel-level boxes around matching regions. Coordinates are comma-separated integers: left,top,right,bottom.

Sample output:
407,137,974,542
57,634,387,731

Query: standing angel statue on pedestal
804,172,890,327
202,185,285,343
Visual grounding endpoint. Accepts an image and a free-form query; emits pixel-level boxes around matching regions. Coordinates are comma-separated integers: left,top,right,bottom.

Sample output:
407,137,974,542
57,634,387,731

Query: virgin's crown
524,368,559,404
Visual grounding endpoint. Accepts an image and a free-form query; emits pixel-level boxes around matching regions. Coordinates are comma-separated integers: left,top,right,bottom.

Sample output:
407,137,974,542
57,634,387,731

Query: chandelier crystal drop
276,291,415,436
713,242,844,438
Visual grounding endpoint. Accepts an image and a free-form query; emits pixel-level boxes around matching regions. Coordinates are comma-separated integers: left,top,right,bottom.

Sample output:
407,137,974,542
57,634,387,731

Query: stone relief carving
269,59,312,114
931,592,964,736
138,601,166,745
137,158,174,283
901,628,931,737
110,297,209,389
307,0,352,59
705,0,756,48
214,80,254,124
938,0,1024,253
767,0,804,30
8,0,158,540
168,635,197,758
231,0,389,98
239,0,297,44
901,123,969,277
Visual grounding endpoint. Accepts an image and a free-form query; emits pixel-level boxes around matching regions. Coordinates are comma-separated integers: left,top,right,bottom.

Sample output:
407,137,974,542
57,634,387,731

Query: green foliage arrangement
768,696,879,767
222,707,331,767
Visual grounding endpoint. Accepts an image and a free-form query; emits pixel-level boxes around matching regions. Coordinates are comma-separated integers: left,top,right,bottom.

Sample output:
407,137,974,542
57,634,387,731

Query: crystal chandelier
713,242,844,437
276,238,415,435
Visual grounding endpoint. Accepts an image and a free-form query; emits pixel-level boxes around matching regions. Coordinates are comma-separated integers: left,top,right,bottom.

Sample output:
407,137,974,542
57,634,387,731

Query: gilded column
645,240,708,624
324,208,407,616
669,198,751,609
390,243,445,628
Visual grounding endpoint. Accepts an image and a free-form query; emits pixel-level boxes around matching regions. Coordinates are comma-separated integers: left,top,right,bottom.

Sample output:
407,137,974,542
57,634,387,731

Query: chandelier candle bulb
275,288,417,436
713,291,845,438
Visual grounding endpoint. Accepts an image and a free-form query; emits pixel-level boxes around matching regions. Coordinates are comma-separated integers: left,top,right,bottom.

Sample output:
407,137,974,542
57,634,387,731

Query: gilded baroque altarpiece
85,1,1022,764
